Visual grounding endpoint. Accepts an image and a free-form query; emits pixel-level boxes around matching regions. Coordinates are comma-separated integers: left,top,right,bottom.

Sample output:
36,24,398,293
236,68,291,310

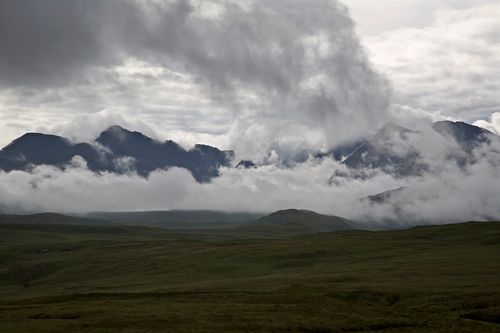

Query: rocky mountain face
337,121,499,178
347,121,500,219
340,123,427,177
432,121,496,152
0,126,233,183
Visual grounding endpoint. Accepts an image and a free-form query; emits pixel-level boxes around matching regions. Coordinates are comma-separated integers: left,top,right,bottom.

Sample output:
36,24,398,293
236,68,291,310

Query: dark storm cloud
0,0,393,157
0,0,119,86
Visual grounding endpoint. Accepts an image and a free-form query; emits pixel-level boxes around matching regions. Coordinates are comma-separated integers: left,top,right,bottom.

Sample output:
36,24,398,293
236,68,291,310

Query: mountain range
0,121,498,183
0,125,233,183
331,120,499,181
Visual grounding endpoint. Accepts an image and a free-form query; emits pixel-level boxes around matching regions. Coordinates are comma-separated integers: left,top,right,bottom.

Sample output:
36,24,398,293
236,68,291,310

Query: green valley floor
0,221,499,332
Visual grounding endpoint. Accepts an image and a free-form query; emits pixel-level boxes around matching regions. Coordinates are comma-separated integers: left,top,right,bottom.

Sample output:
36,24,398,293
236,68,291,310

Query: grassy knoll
0,221,499,332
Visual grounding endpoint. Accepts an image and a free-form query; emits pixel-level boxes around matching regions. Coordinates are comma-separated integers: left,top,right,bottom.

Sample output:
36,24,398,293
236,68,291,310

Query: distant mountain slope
341,123,427,177
345,121,500,212
0,126,234,183
252,209,356,233
0,213,179,236
361,187,405,205
337,121,500,179
432,120,499,152
88,210,263,229
0,213,107,226
0,133,109,172
95,126,234,181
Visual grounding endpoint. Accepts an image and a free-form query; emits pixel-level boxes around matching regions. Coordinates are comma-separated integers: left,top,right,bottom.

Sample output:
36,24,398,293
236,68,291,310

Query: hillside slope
247,209,356,234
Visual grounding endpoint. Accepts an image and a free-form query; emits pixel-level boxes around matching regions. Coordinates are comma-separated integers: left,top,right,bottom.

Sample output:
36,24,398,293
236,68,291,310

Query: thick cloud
0,0,392,160
365,4,500,122
358,142,500,224
1,136,499,225
0,157,390,215
0,0,135,86
347,0,500,36
474,112,500,135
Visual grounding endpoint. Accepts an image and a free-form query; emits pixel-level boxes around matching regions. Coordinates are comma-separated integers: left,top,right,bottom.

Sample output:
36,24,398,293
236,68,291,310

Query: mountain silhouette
0,126,233,183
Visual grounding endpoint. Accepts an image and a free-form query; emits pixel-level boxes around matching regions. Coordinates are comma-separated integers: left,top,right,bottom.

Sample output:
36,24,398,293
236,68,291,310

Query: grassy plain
0,219,499,332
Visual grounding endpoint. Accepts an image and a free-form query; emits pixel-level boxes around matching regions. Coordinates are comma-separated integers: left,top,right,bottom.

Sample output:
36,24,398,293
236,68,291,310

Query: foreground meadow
0,220,499,332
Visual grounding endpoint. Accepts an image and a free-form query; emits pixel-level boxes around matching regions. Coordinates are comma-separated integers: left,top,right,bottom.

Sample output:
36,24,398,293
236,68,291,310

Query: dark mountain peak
98,125,129,141
191,144,220,153
96,127,234,182
95,126,162,167
0,126,236,183
1,132,73,169
3,132,70,153
104,124,127,133
97,125,155,146
340,122,425,177
433,120,491,135
432,121,496,150
0,133,106,171
432,120,500,155
191,143,230,153
0,131,110,172
236,160,257,169
164,139,182,148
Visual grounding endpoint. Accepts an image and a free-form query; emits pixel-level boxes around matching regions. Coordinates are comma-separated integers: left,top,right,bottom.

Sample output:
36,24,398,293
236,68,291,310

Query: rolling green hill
219,209,358,238
0,217,499,332
87,210,264,229
254,209,355,231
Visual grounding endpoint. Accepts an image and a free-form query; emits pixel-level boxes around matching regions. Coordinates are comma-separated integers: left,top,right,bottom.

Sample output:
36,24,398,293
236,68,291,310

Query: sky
0,0,499,222
351,0,500,126
0,0,499,151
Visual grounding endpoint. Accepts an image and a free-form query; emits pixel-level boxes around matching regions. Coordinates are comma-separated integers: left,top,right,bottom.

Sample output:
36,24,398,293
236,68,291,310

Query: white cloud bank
474,112,500,135
1,135,499,226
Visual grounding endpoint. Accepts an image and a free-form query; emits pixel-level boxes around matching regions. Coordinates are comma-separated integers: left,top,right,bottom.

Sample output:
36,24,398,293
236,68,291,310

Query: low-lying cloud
1,132,499,225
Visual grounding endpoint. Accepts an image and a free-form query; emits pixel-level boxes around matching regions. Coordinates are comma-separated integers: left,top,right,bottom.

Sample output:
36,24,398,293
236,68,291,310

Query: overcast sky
350,0,500,128
347,0,500,36
0,0,498,151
